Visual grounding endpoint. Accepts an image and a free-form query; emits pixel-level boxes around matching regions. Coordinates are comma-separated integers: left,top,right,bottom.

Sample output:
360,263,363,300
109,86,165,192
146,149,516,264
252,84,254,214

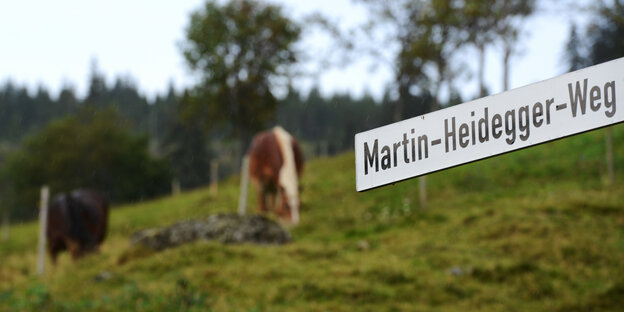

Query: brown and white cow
248,126,304,224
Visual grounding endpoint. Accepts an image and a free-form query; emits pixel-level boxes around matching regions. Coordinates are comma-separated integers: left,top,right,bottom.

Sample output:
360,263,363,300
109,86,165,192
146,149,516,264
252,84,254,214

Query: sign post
355,58,624,192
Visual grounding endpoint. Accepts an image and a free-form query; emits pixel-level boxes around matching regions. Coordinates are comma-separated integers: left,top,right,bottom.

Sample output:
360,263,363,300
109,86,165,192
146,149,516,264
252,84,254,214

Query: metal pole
37,186,50,276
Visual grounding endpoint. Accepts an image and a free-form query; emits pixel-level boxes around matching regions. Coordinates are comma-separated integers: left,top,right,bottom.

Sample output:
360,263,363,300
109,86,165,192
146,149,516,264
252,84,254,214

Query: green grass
1,124,623,311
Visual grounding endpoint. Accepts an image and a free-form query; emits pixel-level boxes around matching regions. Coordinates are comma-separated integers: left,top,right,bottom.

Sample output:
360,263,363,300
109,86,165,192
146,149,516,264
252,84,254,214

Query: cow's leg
48,235,68,265
257,184,268,213
251,178,267,214
274,191,284,216
276,190,291,220
266,192,275,212
49,248,60,265
51,253,58,265
65,238,82,260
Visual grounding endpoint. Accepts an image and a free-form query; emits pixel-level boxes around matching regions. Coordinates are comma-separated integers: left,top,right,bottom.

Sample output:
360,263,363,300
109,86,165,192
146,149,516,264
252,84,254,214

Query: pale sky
0,0,589,102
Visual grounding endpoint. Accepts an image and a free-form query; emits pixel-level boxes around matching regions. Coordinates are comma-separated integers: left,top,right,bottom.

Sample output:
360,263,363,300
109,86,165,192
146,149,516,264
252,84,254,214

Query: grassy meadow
0,124,623,311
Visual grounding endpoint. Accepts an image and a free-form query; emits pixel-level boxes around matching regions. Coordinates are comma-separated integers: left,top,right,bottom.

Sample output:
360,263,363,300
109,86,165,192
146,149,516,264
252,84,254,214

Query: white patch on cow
273,126,299,224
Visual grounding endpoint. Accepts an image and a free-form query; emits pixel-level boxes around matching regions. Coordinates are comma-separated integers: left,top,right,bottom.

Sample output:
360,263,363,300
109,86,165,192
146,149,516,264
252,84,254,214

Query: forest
0,0,623,311
0,0,622,223
0,69,433,220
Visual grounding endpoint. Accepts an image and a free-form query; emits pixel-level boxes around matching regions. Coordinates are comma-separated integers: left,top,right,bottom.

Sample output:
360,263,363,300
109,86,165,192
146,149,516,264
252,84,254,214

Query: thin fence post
210,160,219,196
419,176,427,210
171,178,181,196
606,127,615,186
238,156,250,216
1,209,9,242
319,140,328,158
37,186,50,276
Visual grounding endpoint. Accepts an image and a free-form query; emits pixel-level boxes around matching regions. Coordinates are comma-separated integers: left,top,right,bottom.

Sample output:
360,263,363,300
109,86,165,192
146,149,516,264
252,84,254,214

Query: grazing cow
46,189,109,263
248,126,304,224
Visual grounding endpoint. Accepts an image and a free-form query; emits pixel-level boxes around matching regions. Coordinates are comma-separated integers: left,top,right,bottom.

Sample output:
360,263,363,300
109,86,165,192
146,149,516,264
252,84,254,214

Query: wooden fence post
606,127,615,186
210,160,219,196
1,209,9,242
319,140,329,158
238,156,250,216
37,186,50,276
171,178,181,196
419,176,427,210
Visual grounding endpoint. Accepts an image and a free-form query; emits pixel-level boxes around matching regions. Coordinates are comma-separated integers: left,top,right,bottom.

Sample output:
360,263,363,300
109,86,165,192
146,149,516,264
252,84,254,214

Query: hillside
1,124,623,311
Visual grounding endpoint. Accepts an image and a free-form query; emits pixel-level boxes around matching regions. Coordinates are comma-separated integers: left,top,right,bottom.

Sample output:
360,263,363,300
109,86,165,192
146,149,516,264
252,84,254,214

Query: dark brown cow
46,189,109,263
248,126,304,224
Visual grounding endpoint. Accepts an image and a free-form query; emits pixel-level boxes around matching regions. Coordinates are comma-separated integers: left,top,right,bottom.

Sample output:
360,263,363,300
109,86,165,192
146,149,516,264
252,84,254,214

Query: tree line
1,0,622,222
0,64,438,221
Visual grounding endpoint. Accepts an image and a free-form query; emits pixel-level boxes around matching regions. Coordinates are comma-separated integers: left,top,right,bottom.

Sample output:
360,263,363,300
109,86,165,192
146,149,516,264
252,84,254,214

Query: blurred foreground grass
0,124,623,311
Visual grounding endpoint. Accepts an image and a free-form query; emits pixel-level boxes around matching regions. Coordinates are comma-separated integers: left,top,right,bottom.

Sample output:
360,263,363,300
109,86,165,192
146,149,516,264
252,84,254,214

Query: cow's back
71,189,109,244
249,129,283,186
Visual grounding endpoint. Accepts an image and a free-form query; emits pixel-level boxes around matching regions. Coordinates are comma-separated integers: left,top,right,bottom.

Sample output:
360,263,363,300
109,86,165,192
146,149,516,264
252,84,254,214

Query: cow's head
279,182,300,224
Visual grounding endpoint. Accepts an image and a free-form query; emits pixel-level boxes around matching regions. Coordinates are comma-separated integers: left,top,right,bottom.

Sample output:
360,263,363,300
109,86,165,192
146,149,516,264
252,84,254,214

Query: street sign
355,57,624,192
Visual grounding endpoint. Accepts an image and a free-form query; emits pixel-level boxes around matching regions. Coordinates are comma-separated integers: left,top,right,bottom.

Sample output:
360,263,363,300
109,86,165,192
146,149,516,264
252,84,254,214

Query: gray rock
447,266,473,276
93,271,114,282
131,213,291,251
357,240,370,251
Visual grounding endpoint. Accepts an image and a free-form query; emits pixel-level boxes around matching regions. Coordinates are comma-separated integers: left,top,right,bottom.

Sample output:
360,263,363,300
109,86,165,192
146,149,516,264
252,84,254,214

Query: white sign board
355,57,624,192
